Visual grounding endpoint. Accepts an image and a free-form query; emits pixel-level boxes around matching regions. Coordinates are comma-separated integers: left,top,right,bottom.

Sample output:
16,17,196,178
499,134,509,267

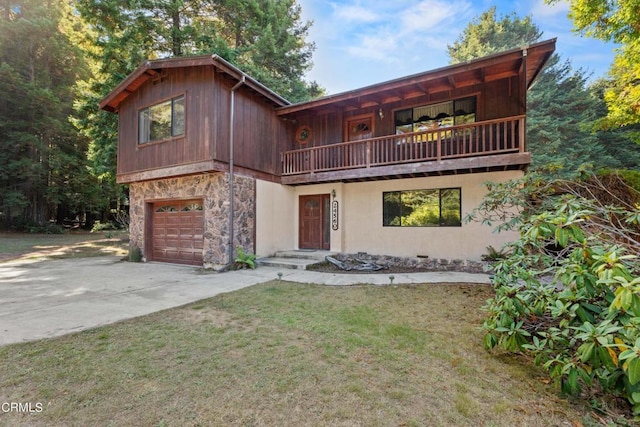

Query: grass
0,231,129,262
0,280,608,426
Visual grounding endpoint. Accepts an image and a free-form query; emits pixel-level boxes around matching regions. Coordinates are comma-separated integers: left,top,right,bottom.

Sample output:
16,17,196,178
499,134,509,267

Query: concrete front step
257,250,336,270
274,250,335,261
256,257,320,270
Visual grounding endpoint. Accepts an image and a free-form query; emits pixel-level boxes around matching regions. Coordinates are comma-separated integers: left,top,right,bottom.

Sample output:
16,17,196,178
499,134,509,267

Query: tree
447,7,638,175
211,0,322,102
549,0,640,127
73,0,323,223
526,56,621,174
0,0,97,229
589,78,640,170
73,0,321,102
447,6,542,63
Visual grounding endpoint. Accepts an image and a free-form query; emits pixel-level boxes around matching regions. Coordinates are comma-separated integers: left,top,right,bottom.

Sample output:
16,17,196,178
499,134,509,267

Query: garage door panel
179,240,194,249
166,216,180,225
152,199,204,266
165,228,179,236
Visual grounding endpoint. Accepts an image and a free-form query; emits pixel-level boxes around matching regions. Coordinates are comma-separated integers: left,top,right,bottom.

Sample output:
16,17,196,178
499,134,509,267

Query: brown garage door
152,199,204,266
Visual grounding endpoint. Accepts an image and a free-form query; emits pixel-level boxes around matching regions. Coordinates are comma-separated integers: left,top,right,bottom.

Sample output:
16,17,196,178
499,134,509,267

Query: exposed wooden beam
484,70,519,82
360,101,379,108
281,153,530,185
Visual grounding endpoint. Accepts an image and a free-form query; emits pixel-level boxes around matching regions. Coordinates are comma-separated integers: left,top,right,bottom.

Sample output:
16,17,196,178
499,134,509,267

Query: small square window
138,95,185,144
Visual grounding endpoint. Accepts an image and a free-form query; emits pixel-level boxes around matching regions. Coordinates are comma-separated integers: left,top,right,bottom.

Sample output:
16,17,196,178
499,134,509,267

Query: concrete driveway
0,256,281,346
0,256,490,346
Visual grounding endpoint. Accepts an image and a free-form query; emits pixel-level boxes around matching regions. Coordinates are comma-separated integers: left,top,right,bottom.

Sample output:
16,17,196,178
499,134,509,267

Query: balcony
281,116,529,185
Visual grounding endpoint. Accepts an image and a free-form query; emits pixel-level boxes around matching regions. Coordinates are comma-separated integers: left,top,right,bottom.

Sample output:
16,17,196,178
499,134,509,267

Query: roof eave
276,38,556,116
99,55,290,113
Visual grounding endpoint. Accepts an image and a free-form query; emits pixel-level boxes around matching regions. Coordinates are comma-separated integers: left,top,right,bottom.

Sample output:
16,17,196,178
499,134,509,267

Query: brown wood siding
482,77,521,120
117,67,217,176
115,68,523,182
226,87,290,176
116,67,288,180
288,78,522,149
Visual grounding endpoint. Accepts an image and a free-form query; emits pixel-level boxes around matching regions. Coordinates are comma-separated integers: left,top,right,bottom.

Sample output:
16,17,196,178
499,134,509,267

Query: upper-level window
395,97,476,139
138,95,185,144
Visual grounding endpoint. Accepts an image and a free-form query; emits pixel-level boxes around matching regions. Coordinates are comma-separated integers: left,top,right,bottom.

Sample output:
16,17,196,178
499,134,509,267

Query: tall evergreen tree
448,6,542,63
447,7,638,176
526,56,620,174
0,0,97,228
73,0,323,220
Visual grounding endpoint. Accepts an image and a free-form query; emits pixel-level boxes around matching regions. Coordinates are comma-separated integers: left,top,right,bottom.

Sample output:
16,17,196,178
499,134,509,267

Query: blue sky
297,0,618,94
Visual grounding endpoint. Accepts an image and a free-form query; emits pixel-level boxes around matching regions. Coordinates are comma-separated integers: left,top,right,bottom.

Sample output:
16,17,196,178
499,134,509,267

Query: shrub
91,221,119,232
481,245,508,262
231,247,256,270
10,218,64,234
128,245,142,262
469,170,640,418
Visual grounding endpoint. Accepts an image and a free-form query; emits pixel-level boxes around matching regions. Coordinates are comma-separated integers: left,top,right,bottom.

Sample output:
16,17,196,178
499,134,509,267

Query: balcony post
519,117,525,152
309,149,315,173
366,140,371,168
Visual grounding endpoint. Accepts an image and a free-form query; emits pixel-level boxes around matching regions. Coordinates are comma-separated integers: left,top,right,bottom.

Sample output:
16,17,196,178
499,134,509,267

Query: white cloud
346,30,401,62
336,0,472,63
331,3,381,23
400,0,471,33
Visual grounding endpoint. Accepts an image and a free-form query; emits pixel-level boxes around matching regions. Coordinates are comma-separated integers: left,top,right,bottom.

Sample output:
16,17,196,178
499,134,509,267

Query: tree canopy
74,0,321,103
0,0,101,229
447,6,542,64
0,0,322,230
549,0,640,127
448,7,640,176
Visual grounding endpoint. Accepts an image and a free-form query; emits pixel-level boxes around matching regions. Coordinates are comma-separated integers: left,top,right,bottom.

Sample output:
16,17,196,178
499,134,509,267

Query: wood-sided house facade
100,39,555,268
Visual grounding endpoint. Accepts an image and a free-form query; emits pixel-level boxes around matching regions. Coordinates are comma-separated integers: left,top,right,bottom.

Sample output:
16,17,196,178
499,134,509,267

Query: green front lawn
0,281,601,426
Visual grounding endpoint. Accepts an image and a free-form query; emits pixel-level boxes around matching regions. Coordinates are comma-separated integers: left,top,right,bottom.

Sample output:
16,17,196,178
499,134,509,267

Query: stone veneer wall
332,253,489,274
129,172,255,268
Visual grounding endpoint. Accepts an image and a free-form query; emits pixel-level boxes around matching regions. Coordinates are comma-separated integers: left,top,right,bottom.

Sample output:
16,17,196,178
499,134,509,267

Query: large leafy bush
469,170,640,416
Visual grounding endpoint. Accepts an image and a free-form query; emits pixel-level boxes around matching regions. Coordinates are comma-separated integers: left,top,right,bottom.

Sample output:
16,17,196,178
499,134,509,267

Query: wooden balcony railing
281,115,525,176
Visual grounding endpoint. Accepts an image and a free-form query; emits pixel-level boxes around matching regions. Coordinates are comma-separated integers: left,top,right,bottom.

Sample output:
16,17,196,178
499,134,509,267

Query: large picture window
138,95,185,144
383,188,461,227
395,97,476,140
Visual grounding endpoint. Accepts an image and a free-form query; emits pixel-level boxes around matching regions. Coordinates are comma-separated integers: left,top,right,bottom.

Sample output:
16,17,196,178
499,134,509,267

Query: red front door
299,194,330,250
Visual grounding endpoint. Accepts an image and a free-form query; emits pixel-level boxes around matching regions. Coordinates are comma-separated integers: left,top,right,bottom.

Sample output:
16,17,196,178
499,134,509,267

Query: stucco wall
277,171,522,261
255,180,296,257
129,172,255,267
339,171,522,260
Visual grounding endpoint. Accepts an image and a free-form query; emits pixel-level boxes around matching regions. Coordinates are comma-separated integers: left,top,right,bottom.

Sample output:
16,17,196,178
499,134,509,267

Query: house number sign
331,200,339,230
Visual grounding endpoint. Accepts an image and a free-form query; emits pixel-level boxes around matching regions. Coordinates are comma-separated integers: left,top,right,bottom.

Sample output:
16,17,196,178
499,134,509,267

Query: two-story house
100,39,555,268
